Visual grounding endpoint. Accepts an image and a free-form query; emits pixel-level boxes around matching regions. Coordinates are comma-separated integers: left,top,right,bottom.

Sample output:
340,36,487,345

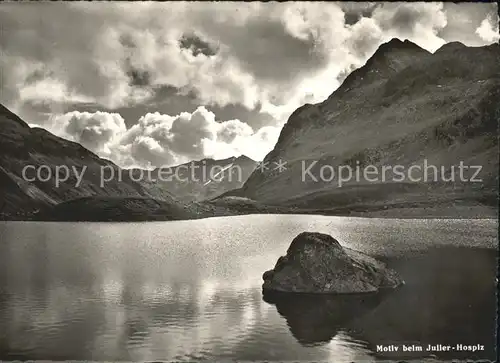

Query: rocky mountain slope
0,104,196,220
221,39,499,217
128,155,257,202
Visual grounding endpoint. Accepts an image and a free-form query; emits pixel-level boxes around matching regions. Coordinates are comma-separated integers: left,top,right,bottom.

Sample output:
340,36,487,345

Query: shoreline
1,208,497,222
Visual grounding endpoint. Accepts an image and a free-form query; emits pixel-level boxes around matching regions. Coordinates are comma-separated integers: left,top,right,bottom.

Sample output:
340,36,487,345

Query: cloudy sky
1,2,498,167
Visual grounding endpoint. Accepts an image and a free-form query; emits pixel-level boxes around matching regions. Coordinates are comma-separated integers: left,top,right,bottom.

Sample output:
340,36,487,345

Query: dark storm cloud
0,3,113,97
208,103,276,131
126,65,152,88
389,7,423,34
179,34,218,57
341,2,379,25
374,3,443,35
218,19,328,83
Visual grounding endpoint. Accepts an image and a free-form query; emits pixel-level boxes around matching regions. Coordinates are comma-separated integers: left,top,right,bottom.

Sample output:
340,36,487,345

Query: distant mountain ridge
218,39,499,217
128,154,257,202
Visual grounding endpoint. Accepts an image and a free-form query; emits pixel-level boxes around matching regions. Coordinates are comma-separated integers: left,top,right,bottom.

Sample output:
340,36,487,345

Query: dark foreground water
0,215,497,362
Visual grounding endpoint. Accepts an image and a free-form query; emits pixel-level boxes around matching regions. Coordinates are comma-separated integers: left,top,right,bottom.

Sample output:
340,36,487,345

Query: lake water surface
0,215,497,362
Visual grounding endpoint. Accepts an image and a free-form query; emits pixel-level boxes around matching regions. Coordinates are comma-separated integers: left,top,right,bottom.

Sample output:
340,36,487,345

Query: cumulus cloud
46,107,281,167
341,2,379,25
476,14,500,43
46,111,127,156
217,119,254,144
117,107,281,166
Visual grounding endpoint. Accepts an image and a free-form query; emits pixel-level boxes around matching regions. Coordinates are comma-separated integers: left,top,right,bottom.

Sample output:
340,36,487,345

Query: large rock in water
262,232,404,293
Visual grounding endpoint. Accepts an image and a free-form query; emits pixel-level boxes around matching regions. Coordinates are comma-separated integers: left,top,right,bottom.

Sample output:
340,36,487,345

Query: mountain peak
382,38,407,47
332,38,430,97
374,38,429,57
235,154,256,163
435,41,468,54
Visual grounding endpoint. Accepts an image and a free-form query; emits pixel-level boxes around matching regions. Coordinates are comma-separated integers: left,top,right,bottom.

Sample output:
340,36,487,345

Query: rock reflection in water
262,290,388,346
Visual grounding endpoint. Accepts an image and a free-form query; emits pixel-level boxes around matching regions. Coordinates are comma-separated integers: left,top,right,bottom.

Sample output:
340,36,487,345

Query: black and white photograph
0,1,498,362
